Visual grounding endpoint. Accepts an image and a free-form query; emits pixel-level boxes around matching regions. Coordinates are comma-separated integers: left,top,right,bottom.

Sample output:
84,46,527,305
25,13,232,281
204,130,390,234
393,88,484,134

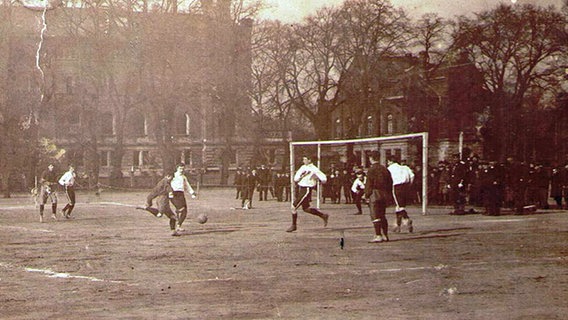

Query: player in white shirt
58,164,77,219
286,155,329,232
350,170,366,215
387,156,415,233
170,163,197,236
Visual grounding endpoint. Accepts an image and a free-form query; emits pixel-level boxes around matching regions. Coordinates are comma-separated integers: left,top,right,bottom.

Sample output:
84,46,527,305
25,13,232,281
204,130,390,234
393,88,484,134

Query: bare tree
453,3,566,160
336,0,412,139
248,20,299,167
0,2,56,196
278,0,412,140
413,13,450,69
278,6,348,140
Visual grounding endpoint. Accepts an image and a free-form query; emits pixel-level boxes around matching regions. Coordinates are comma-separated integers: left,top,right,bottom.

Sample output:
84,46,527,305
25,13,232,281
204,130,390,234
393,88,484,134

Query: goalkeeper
286,155,329,232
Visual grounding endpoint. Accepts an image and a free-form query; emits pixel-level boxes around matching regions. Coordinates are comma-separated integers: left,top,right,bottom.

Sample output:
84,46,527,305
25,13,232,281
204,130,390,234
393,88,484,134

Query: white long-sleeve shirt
387,163,414,186
58,171,76,187
170,172,195,194
294,163,327,187
351,176,366,193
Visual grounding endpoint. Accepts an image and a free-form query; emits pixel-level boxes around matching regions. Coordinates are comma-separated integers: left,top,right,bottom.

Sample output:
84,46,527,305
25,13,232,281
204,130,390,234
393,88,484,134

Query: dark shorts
293,186,313,210
171,191,187,211
392,183,411,208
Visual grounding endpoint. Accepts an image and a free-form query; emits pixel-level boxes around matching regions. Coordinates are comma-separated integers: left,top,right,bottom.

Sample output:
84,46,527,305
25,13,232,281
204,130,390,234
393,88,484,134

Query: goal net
289,132,429,215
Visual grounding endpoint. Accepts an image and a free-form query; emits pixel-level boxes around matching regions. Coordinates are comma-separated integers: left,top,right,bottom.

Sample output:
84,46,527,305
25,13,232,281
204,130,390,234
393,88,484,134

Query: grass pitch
1,188,567,319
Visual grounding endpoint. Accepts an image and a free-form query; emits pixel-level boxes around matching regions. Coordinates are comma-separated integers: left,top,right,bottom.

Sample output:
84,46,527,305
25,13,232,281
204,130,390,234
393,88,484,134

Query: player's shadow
179,227,242,236
417,227,472,234
497,209,564,216
387,233,463,242
330,226,472,234
329,226,371,232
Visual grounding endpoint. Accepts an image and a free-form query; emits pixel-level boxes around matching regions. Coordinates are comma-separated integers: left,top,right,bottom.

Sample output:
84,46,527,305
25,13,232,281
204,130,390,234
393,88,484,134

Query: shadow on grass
180,227,243,236
386,233,463,242
416,227,473,234
329,226,472,234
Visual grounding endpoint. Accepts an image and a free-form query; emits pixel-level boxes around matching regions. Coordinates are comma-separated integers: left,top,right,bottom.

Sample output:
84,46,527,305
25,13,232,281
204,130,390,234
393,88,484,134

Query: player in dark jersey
38,164,59,222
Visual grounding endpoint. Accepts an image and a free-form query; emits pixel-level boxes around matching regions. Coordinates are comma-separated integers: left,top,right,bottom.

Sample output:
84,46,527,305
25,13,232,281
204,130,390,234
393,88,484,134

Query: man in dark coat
365,151,393,243
448,153,469,215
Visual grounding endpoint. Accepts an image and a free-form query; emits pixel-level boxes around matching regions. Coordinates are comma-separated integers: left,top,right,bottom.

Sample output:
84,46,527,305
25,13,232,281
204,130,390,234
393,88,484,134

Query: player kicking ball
136,174,181,236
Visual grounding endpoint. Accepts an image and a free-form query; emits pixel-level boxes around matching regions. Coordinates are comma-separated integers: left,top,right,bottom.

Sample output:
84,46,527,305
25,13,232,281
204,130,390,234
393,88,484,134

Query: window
141,151,150,166
387,114,394,134
184,113,190,135
132,151,140,166
66,76,73,94
335,118,342,138
100,113,114,135
124,110,146,136
175,112,190,135
99,151,111,167
386,149,402,162
346,117,353,133
183,149,192,166
132,150,151,167
366,115,374,136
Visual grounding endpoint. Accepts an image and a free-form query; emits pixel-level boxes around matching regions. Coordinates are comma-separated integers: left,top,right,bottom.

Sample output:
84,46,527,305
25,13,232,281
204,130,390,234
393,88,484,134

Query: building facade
1,2,286,188
330,53,486,168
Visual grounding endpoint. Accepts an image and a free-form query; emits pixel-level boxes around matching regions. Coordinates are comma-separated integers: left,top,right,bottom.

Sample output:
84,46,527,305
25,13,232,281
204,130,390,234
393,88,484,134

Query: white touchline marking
0,205,36,210
0,202,136,210
374,266,434,273
0,226,54,233
25,267,125,284
181,277,234,283
0,262,135,286
363,257,567,274
95,202,138,207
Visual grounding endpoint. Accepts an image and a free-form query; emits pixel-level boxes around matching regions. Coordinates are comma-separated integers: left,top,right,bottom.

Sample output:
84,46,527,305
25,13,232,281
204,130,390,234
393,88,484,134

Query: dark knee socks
306,208,324,217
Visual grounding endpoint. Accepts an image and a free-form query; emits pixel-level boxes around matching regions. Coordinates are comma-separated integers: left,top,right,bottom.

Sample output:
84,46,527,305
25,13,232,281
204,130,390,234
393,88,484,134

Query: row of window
59,111,192,137
334,114,396,138
97,147,278,169
99,149,193,168
350,148,402,168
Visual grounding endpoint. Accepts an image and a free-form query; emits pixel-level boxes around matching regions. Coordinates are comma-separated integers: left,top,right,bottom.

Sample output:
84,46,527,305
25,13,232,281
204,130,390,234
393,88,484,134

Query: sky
259,0,565,22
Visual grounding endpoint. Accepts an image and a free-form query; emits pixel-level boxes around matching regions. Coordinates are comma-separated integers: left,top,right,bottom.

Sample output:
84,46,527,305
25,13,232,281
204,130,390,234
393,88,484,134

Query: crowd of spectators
233,154,568,216
428,155,568,215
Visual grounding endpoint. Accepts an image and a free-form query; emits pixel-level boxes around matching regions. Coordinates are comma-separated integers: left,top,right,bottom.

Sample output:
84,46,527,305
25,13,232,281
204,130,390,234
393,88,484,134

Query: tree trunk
110,142,125,187
219,145,233,185
1,172,10,198
313,108,333,140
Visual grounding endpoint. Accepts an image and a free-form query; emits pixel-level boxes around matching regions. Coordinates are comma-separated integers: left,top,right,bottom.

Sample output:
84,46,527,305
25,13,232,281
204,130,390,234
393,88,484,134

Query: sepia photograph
1,0,567,318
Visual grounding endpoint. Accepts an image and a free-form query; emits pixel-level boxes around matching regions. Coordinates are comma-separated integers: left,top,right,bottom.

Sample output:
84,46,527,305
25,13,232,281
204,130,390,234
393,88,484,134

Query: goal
289,132,429,215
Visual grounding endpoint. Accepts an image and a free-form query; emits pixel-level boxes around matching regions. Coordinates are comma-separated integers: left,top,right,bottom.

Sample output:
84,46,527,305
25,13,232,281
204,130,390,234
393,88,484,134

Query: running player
286,155,329,232
58,164,77,219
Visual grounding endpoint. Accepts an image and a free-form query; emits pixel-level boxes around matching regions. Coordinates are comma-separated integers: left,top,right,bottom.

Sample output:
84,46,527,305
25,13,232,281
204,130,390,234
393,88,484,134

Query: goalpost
289,132,429,215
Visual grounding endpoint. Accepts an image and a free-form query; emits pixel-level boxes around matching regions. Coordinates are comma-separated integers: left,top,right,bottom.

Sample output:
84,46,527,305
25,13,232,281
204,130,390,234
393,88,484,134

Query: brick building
1,1,286,188
330,53,486,168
